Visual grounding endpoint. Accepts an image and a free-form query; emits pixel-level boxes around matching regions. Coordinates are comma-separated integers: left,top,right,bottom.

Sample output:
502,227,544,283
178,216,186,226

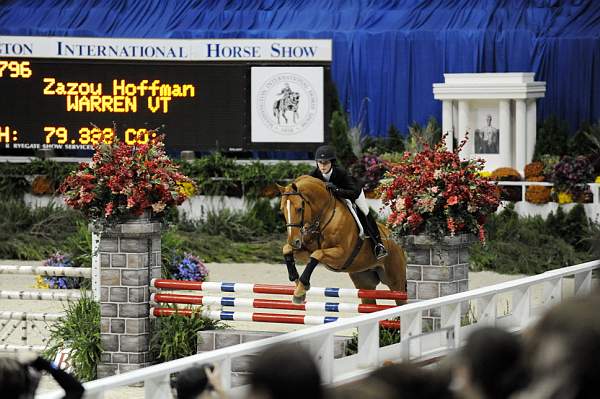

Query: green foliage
176,156,312,199
470,204,593,274
405,116,442,153
534,115,570,160
362,124,406,155
0,160,77,199
345,325,401,355
64,220,92,268
329,109,356,168
150,307,225,362
0,200,85,260
43,292,101,381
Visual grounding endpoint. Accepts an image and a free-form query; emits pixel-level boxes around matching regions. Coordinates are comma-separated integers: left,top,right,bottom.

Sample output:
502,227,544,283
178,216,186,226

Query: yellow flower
595,176,600,183
177,181,196,197
478,171,492,178
558,192,573,204
34,275,49,289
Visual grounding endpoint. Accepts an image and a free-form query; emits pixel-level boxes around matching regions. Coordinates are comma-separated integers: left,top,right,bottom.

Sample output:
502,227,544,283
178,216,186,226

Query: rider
310,145,388,259
277,83,292,99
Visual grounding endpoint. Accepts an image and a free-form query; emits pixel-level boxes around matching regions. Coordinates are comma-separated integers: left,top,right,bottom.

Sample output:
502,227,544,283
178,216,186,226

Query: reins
282,183,337,248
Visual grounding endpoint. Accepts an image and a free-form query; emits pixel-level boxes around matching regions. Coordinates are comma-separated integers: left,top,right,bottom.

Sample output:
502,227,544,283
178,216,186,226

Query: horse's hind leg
349,270,380,305
380,241,408,306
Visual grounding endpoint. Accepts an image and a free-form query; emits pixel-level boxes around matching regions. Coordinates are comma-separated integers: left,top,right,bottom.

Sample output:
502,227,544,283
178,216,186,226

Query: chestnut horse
278,175,407,304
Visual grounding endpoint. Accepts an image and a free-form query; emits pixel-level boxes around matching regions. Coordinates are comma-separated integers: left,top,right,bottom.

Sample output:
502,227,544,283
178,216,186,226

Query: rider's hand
325,182,338,191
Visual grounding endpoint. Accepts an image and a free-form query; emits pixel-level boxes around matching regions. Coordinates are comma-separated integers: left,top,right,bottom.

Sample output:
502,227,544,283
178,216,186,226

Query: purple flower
173,253,209,282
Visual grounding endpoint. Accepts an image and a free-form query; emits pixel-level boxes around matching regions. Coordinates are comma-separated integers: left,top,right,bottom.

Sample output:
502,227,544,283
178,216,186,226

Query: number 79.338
44,127,158,145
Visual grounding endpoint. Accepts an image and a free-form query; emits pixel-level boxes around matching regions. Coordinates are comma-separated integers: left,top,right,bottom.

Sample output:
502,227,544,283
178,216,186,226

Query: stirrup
374,244,388,260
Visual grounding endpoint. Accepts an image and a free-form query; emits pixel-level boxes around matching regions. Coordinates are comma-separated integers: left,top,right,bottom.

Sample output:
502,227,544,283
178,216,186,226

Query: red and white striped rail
150,307,401,329
151,279,408,301
151,293,394,313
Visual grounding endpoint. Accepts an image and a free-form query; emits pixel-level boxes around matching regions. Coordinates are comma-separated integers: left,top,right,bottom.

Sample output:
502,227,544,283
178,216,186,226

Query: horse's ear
276,183,287,194
292,183,298,191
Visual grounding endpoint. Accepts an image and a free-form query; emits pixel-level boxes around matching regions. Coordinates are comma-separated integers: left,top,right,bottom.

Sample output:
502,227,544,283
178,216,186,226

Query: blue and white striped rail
151,279,407,301
150,293,394,313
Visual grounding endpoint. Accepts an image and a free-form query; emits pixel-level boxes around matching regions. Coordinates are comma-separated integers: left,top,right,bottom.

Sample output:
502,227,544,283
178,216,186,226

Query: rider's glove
325,182,338,192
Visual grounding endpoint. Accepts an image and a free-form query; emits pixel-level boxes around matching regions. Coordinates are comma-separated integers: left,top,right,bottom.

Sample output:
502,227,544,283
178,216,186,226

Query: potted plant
550,155,594,204
59,135,195,224
379,138,500,243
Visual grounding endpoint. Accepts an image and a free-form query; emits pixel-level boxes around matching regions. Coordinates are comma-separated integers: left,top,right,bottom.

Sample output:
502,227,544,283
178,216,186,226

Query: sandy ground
0,260,583,397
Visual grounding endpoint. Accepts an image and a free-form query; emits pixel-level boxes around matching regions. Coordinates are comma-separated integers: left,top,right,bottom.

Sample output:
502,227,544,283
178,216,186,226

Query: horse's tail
273,99,280,116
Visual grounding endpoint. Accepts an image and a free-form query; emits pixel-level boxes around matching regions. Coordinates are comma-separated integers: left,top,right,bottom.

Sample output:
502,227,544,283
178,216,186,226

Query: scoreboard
0,37,332,157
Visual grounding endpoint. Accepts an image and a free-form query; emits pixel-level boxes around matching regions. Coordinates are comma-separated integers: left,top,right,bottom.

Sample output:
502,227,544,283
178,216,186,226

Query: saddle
341,199,367,239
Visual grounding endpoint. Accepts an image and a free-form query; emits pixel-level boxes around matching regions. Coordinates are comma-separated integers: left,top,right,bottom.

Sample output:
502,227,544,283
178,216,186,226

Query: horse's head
277,176,329,250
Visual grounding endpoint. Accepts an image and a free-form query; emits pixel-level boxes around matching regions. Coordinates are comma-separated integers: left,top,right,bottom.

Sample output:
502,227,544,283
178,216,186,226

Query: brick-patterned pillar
403,234,474,330
95,214,161,377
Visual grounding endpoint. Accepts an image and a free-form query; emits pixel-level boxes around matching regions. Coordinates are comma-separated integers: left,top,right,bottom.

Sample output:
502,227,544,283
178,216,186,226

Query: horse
273,92,300,124
277,175,407,305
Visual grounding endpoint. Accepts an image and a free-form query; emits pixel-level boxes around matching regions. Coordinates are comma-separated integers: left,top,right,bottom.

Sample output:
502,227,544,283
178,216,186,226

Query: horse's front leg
282,244,299,283
293,247,344,304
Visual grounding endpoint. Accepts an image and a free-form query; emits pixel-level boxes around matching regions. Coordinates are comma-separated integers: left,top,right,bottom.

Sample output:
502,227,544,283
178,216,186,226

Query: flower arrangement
172,253,209,281
35,252,80,289
379,138,500,241
59,134,195,223
550,155,594,199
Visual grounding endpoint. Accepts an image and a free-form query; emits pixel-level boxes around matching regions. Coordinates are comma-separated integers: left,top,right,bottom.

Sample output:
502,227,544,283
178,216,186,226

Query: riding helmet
314,145,336,162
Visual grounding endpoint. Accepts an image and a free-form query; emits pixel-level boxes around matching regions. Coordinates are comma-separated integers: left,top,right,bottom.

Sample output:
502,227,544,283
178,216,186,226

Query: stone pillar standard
403,234,473,330
96,215,161,377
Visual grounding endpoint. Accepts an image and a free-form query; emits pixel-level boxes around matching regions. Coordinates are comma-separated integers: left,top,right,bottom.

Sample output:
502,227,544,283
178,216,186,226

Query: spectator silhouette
0,355,83,399
369,362,453,399
452,326,527,399
515,291,600,399
176,363,226,399
247,342,323,399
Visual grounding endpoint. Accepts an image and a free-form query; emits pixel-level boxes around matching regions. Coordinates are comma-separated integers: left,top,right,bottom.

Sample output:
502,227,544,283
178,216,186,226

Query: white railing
38,260,599,399
0,265,91,352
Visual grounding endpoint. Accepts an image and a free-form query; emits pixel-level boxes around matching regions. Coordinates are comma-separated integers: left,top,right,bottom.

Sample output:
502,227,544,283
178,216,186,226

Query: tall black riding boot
364,213,388,259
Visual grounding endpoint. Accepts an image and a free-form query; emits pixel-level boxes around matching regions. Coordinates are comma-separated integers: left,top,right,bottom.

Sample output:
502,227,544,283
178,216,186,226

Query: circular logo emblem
256,73,318,136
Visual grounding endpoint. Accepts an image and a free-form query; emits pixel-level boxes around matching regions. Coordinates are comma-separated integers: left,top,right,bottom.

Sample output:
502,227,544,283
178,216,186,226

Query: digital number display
0,58,249,155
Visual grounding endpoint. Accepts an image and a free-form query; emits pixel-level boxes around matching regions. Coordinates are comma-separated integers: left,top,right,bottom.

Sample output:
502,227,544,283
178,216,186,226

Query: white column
499,100,512,169
515,99,527,173
458,100,470,157
526,99,537,164
442,100,454,150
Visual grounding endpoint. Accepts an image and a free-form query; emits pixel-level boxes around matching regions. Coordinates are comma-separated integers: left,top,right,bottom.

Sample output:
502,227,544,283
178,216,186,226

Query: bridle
282,186,336,248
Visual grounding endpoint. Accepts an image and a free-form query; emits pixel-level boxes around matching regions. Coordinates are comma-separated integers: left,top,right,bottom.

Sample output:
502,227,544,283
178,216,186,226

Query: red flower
59,134,196,223
380,133,500,241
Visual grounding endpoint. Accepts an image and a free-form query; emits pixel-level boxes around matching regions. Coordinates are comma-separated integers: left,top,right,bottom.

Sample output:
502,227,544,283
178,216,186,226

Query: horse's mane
294,175,326,192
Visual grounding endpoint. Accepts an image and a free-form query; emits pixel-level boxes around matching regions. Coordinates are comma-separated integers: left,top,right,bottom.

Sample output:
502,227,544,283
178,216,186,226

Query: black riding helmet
314,145,336,163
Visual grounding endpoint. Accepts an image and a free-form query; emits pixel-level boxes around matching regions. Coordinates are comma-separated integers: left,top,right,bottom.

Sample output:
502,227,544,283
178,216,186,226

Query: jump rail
151,279,408,301
0,265,92,278
38,260,600,399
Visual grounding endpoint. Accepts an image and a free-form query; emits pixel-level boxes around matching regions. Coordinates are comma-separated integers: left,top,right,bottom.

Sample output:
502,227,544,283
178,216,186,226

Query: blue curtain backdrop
1,0,599,136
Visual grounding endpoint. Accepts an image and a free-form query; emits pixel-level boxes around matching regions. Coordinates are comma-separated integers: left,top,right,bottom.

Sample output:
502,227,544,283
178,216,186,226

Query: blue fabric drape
1,0,599,135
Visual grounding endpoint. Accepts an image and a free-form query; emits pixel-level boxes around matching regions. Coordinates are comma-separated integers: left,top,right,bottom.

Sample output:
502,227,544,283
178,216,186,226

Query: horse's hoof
292,294,306,304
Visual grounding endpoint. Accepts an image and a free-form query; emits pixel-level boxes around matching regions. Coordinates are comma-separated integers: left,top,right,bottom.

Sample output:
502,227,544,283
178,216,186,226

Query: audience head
0,356,41,399
454,326,527,399
517,293,600,399
369,362,453,399
248,342,322,399
176,364,213,399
